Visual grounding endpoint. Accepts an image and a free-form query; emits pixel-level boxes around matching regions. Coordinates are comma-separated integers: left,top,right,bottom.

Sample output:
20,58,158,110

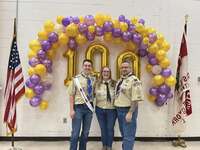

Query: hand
70,110,75,119
125,112,132,123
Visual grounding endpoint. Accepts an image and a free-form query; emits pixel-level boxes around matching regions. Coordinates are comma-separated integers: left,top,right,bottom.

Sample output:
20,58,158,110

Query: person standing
68,59,96,150
114,61,143,150
94,67,117,150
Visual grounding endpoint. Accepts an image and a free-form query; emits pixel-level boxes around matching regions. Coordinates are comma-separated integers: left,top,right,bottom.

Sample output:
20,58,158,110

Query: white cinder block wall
0,0,200,137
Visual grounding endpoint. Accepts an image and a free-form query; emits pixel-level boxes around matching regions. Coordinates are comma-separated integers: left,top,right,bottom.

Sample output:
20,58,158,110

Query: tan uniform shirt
114,74,143,107
68,73,96,105
94,80,116,109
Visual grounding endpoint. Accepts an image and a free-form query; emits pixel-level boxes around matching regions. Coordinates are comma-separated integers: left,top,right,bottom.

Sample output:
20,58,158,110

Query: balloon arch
25,14,176,110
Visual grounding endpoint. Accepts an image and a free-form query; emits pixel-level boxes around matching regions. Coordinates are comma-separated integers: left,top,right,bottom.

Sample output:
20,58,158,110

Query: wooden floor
0,141,200,150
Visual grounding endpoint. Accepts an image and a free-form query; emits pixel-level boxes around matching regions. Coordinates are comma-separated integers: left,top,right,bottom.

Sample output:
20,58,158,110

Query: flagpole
172,14,189,148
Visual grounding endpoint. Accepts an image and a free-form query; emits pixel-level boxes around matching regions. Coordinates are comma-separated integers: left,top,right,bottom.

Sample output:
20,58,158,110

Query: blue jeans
95,106,117,148
70,104,93,150
116,107,138,150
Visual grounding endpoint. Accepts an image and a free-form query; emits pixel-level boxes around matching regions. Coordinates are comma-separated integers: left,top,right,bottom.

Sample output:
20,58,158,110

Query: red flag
3,21,25,134
171,23,192,129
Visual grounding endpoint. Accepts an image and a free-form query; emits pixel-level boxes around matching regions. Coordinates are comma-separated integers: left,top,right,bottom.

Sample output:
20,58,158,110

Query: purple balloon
96,26,104,36
149,33,157,43
158,84,171,95
78,23,88,33
118,15,125,22
25,78,36,88
62,17,71,26
125,19,131,25
103,21,113,32
28,57,40,67
138,49,148,57
84,15,95,25
30,96,41,107
147,53,155,59
37,50,46,59
42,59,52,68
86,32,95,41
128,24,136,32
156,94,167,106
68,38,77,50
34,84,44,95
148,57,158,65
138,18,145,25
30,74,41,85
122,31,132,42
161,68,172,77
72,16,80,24
132,33,142,44
42,82,52,90
41,40,51,51
167,91,173,99
139,43,148,49
48,32,58,43
149,87,158,96
112,28,121,38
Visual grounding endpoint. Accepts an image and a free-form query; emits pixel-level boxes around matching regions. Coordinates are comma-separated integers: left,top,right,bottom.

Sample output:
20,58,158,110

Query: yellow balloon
38,30,48,40
125,41,137,51
59,33,69,45
143,37,149,45
47,49,55,60
88,25,95,33
28,67,36,76
120,22,128,32
79,16,84,23
44,20,55,33
112,19,120,28
165,76,176,87
161,41,170,51
152,75,165,86
104,15,112,21
76,34,87,45
103,32,112,41
146,64,153,73
130,17,139,24
160,57,170,68
66,23,79,37
39,100,48,110
148,43,159,54
148,94,156,102
95,13,104,26
28,50,37,59
156,50,166,61
52,42,60,49
25,88,35,99
29,40,41,52
147,27,156,34
113,37,122,44
135,23,144,33
34,64,47,77
56,16,64,24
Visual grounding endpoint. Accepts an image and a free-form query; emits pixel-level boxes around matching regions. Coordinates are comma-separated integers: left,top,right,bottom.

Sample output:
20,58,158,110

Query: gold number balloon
116,51,140,79
63,49,76,86
85,42,109,77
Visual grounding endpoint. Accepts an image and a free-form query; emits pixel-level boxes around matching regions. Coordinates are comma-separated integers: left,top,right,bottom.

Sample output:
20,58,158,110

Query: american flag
3,33,25,133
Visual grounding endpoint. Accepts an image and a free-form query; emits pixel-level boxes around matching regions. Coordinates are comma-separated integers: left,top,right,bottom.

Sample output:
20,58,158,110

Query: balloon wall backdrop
25,14,176,110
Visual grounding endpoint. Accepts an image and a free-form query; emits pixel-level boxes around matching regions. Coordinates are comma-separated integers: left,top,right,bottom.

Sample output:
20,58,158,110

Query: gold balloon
125,41,137,51
34,64,47,77
120,22,128,32
113,37,122,44
155,49,166,61
148,94,156,102
152,75,164,86
116,51,140,79
76,34,87,45
161,40,170,51
146,64,153,73
103,32,112,41
147,27,156,34
29,40,41,52
39,100,48,110
112,19,120,28
85,43,109,77
59,33,69,45
56,16,64,24
66,23,79,37
165,75,176,87
38,30,48,40
63,49,76,86
148,43,159,54
160,57,170,68
79,16,84,23
88,25,95,33
28,50,37,59
47,49,55,60
135,23,144,33
44,20,55,33
28,67,36,76
52,42,60,49
95,14,104,27
130,17,139,24
25,88,35,99
143,37,149,45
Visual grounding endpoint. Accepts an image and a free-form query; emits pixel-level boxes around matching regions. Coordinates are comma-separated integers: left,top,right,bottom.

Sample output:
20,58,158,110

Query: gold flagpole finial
185,14,189,24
